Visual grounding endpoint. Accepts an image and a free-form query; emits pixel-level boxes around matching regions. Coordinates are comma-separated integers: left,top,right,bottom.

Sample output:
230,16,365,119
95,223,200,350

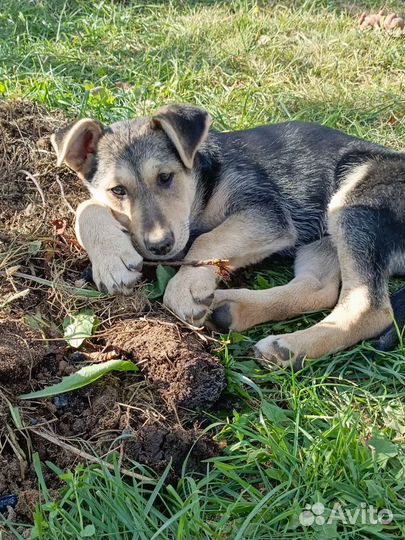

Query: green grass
1,1,405,539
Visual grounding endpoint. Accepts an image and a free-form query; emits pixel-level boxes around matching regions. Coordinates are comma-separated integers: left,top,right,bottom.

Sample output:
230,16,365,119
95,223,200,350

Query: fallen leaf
19,359,138,399
63,308,98,348
52,219,67,235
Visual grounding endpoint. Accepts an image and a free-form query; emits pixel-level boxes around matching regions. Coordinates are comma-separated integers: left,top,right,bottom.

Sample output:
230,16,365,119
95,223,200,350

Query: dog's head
51,104,211,260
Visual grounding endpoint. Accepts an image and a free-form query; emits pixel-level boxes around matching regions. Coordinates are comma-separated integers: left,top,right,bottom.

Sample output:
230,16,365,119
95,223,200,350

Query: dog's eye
110,185,127,197
158,172,173,187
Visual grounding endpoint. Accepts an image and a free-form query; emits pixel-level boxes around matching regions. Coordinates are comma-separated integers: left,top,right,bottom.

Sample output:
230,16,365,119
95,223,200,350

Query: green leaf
312,521,338,539
261,401,292,424
383,402,405,435
230,332,248,344
28,240,42,255
25,313,50,332
365,479,386,503
145,265,176,300
255,274,271,289
8,403,23,429
367,433,398,468
19,359,138,400
81,524,96,537
63,308,98,348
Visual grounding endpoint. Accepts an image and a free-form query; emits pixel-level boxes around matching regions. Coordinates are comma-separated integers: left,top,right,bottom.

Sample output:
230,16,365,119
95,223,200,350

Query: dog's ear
151,105,211,169
51,119,104,180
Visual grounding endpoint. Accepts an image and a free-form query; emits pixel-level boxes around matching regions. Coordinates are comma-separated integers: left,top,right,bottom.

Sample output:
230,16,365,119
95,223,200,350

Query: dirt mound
0,331,222,511
107,318,226,410
0,300,222,517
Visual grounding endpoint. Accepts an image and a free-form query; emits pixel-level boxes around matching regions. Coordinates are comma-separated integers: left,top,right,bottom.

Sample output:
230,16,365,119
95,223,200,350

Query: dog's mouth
143,248,184,262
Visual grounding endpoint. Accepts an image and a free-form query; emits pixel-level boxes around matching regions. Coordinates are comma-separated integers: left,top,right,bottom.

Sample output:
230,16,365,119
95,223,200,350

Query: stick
27,427,157,484
144,258,232,280
143,258,229,268
0,270,106,298
54,174,75,215
17,169,46,207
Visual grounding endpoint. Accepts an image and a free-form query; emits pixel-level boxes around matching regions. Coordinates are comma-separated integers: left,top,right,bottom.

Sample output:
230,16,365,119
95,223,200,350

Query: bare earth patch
0,101,226,520
0,320,48,384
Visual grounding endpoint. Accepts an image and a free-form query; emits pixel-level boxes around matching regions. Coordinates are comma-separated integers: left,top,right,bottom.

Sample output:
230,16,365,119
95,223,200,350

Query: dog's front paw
163,266,216,326
254,335,305,370
90,239,143,295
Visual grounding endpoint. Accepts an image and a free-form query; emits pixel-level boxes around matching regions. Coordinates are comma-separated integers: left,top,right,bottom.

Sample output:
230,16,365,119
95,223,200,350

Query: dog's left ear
151,105,211,169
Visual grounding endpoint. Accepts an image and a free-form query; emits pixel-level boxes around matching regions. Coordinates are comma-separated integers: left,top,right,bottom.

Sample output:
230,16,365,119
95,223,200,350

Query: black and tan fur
51,105,405,368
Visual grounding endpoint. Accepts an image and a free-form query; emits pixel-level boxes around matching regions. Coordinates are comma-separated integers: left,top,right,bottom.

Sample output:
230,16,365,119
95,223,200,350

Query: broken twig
17,169,46,207
144,258,231,280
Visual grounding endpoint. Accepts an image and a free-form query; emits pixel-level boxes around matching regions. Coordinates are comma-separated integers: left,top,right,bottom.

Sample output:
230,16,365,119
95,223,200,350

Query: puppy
52,105,405,368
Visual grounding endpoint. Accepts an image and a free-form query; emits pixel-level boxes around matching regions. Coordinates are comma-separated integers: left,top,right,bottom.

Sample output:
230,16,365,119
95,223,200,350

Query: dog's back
205,122,390,244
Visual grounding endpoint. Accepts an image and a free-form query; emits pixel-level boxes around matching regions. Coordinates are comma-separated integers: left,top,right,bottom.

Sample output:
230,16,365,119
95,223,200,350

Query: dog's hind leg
255,161,403,368
211,237,341,332
254,251,393,369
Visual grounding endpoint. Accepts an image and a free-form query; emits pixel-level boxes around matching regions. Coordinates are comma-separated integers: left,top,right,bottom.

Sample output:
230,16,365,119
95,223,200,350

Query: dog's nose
144,232,174,256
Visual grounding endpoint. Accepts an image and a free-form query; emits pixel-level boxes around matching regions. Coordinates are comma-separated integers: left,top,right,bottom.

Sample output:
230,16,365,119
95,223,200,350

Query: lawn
0,1,404,539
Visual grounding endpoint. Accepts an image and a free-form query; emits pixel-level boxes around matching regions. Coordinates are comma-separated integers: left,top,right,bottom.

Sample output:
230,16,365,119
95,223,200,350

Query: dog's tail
373,287,405,351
